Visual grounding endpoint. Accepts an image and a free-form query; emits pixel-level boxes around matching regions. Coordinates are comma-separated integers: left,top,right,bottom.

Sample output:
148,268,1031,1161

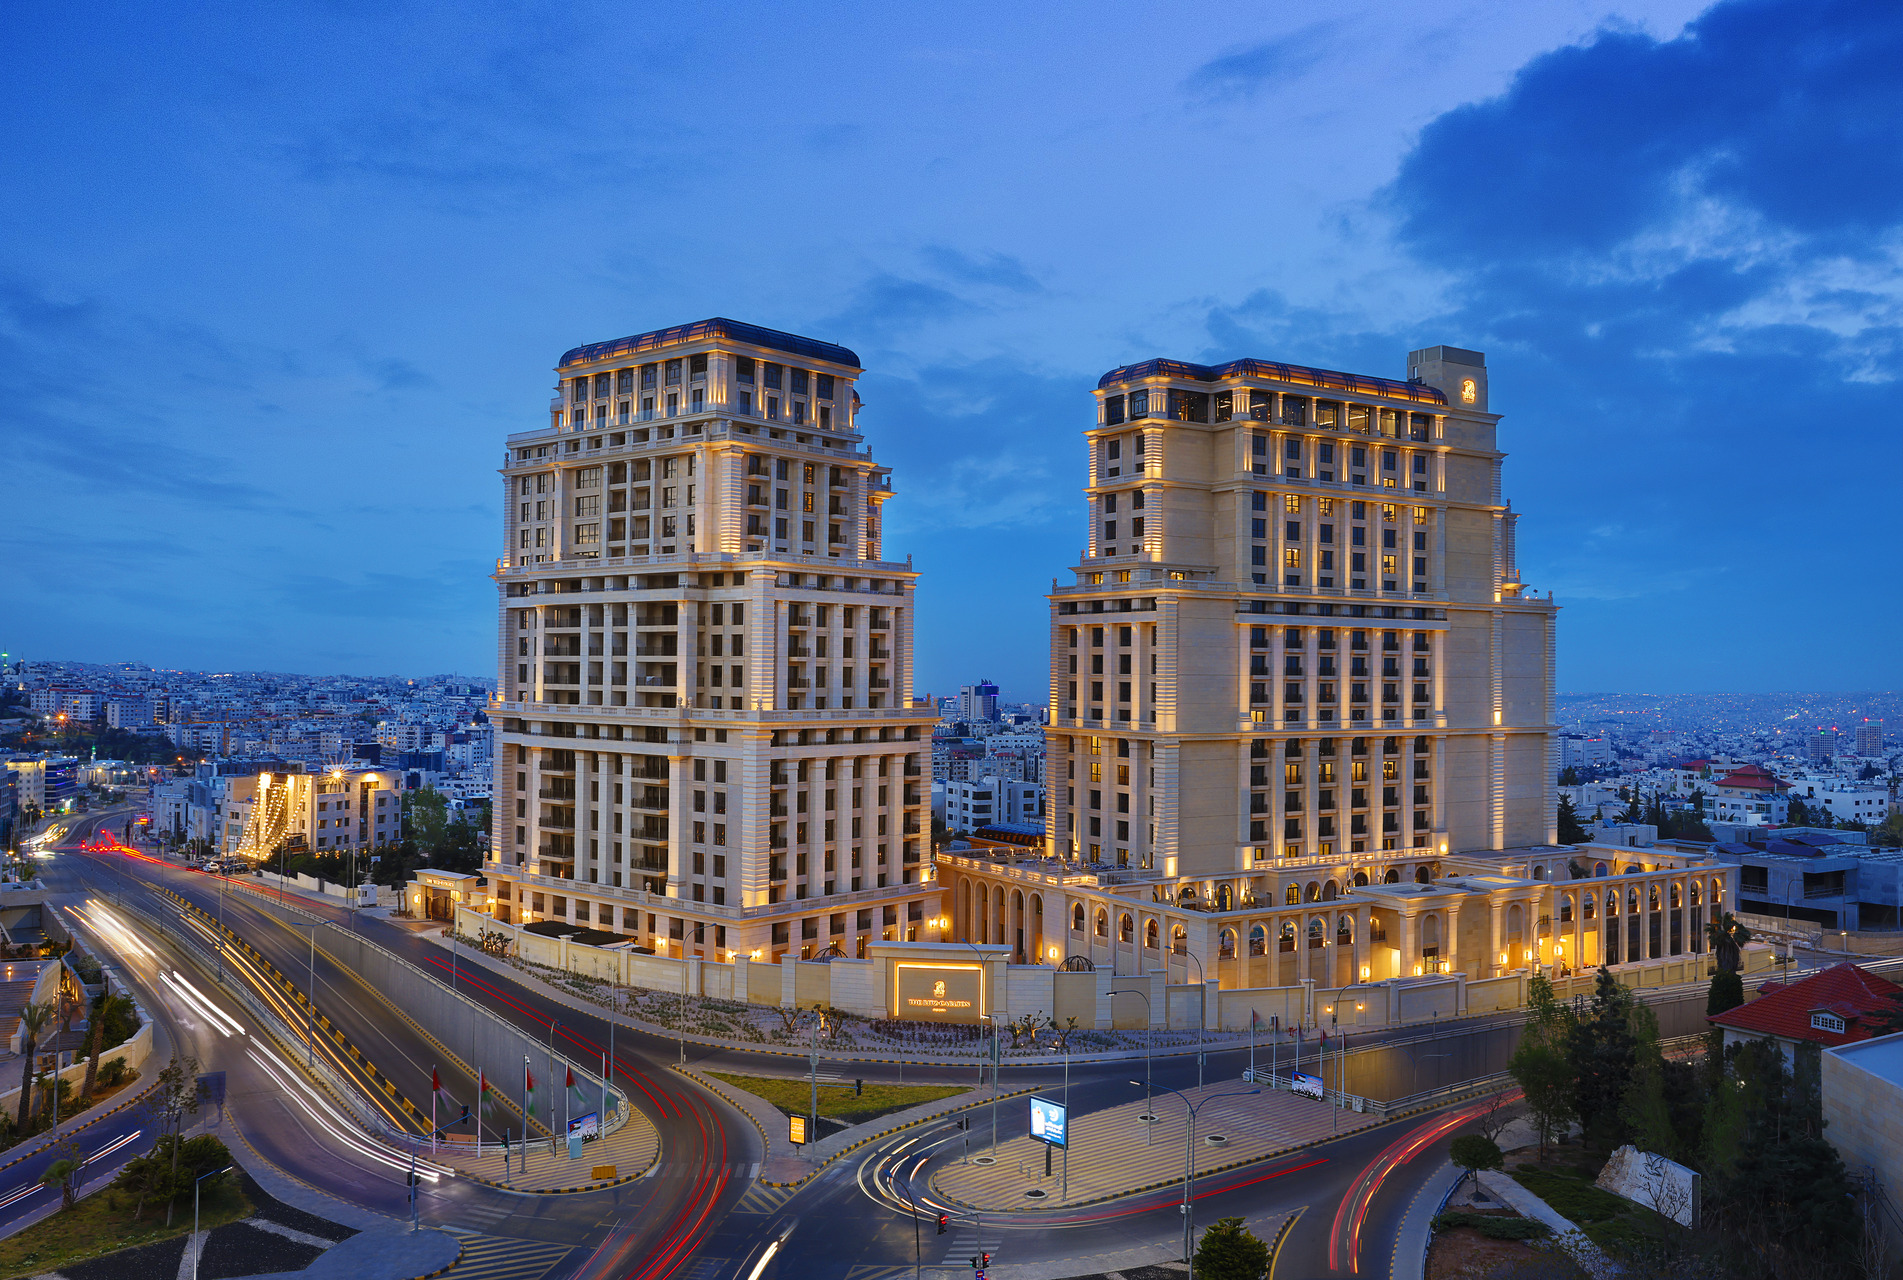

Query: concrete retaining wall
246,899,625,1138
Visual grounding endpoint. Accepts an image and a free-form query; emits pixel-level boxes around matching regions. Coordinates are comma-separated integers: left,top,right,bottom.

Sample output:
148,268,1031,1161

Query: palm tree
1707,912,1752,973
15,1002,52,1131
78,995,127,1108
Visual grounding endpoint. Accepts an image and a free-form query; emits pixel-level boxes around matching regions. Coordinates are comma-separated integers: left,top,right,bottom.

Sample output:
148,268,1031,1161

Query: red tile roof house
1709,962,1903,1062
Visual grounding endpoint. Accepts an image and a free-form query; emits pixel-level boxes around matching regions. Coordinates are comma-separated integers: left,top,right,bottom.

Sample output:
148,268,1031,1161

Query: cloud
1183,24,1338,103
920,247,1042,294
1347,0,1903,688
818,274,978,338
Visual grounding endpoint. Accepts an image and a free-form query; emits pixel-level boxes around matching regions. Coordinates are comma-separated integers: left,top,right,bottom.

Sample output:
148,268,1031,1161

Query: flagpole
477,1072,484,1150
431,1066,438,1156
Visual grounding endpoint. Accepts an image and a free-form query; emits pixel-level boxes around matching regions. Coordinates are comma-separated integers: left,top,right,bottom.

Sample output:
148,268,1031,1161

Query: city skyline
6,0,1898,698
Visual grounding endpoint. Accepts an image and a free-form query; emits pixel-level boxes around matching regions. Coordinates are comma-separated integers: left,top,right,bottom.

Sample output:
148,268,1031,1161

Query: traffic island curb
927,1083,1508,1216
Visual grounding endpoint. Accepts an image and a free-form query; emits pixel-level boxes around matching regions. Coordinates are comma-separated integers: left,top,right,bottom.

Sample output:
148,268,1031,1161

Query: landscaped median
674,1062,1028,1187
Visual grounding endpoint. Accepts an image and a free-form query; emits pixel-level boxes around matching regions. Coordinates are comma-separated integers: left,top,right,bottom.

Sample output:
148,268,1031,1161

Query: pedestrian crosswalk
730,1182,800,1215
443,1199,517,1232
844,1267,917,1280
435,1235,576,1280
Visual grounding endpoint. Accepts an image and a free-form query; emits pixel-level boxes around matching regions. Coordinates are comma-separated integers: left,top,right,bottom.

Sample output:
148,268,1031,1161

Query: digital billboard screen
1029,1095,1067,1148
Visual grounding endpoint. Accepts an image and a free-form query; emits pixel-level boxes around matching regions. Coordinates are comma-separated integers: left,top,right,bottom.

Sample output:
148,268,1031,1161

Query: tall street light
1181,950,1207,1091
289,922,321,1068
1134,1081,1259,1278
1108,988,1155,1144
192,1164,232,1280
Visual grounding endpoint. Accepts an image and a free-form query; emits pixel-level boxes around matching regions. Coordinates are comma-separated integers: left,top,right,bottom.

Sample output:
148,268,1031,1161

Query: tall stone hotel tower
1045,346,1557,878
488,319,939,963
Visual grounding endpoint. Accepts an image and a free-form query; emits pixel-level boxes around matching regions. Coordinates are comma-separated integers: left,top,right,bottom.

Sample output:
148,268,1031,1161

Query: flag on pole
477,1070,488,1147
565,1065,575,1090
525,1059,536,1127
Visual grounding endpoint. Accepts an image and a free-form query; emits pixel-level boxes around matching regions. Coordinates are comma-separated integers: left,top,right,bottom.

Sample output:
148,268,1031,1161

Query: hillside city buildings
483,319,938,962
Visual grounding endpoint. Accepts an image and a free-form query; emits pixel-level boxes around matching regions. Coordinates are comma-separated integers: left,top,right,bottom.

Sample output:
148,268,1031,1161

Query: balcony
537,787,575,800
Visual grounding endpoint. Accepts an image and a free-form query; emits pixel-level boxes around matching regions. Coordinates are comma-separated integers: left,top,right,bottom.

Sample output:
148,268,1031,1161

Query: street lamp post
192,1165,232,1280
1108,988,1155,1144
978,1013,1000,1152
1134,1082,1259,1277
290,923,320,1068
1182,951,1207,1091
1392,1044,1452,1101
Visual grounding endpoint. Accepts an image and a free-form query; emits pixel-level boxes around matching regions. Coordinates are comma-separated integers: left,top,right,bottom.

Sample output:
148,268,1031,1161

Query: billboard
1028,1096,1067,1148
894,963,983,1024
568,1111,600,1141
1291,1071,1324,1101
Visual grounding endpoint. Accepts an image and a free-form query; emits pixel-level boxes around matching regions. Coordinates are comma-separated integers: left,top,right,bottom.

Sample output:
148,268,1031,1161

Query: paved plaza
933,1081,1379,1212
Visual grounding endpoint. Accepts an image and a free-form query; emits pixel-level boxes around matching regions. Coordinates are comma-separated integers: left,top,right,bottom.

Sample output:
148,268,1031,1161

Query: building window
1811,1011,1846,1034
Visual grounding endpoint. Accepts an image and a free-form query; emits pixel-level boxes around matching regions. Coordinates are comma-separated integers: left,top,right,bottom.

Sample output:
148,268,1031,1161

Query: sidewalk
933,1081,1380,1212
422,1108,660,1192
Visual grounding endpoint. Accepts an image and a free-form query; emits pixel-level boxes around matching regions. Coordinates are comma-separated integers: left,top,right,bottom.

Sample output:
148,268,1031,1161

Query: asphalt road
61,817,763,1280
45,807,1491,1279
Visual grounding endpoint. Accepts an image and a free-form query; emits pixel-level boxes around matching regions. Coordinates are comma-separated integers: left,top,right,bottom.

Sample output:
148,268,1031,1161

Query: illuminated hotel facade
484,319,940,963
937,347,1736,992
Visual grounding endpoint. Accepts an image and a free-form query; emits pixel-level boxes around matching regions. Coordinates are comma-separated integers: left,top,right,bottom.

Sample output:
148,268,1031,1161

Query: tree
1706,970,1745,1017
78,994,134,1108
1558,765,1581,787
14,1002,51,1131
1707,913,1752,973
39,1137,84,1212
1787,796,1813,827
1193,1216,1269,1280
1566,968,1636,1149
1619,791,1646,824
1449,1133,1504,1184
147,1054,201,1226
1875,807,1903,848
1557,795,1591,845
1511,1029,1575,1160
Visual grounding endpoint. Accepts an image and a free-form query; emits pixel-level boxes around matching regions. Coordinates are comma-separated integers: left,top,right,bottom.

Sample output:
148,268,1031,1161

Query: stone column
1399,911,1418,978
1446,901,1462,977
1488,897,1506,977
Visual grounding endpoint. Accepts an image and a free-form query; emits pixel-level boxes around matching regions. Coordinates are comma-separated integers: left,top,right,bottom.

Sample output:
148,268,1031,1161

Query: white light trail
245,1046,451,1183
169,971,245,1037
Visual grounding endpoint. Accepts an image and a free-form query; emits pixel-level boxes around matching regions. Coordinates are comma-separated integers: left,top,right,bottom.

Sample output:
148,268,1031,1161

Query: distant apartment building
939,776,1044,834
1709,764,1790,826
105,698,156,729
1561,736,1612,771
482,319,939,963
1856,720,1885,757
957,680,1001,724
224,765,405,858
1809,731,1839,765
376,722,428,753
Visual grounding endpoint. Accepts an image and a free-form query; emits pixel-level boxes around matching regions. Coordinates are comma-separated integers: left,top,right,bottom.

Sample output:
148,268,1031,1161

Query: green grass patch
1511,1169,1632,1225
1432,1211,1550,1240
704,1071,964,1127
0,1180,252,1279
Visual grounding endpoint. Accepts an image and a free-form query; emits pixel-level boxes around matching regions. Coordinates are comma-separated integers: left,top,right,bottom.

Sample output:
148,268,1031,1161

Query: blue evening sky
4,0,1897,701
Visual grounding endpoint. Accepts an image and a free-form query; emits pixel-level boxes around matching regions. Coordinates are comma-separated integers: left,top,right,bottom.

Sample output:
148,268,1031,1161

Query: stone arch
1669,881,1681,910
1307,918,1325,945
1170,923,1187,955
1336,913,1354,944
1146,918,1159,950
1073,902,1086,933
1583,893,1596,920
1322,879,1340,901
1689,881,1701,905
1094,906,1108,938
1531,864,1547,880
1249,923,1268,956
1594,861,1609,877
1415,865,1431,884
1285,884,1300,905
1648,884,1660,912
1422,914,1441,950
1353,871,1369,887
1384,868,1401,884
1560,893,1574,923
1279,921,1296,951
1306,880,1322,902
1219,927,1237,958
1119,911,1134,943
1216,883,1235,911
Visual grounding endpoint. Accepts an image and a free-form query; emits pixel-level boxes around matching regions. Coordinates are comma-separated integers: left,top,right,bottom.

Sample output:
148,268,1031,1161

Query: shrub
1512,1169,1629,1224
1433,1211,1550,1240
97,1057,128,1088
1194,1216,1270,1280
